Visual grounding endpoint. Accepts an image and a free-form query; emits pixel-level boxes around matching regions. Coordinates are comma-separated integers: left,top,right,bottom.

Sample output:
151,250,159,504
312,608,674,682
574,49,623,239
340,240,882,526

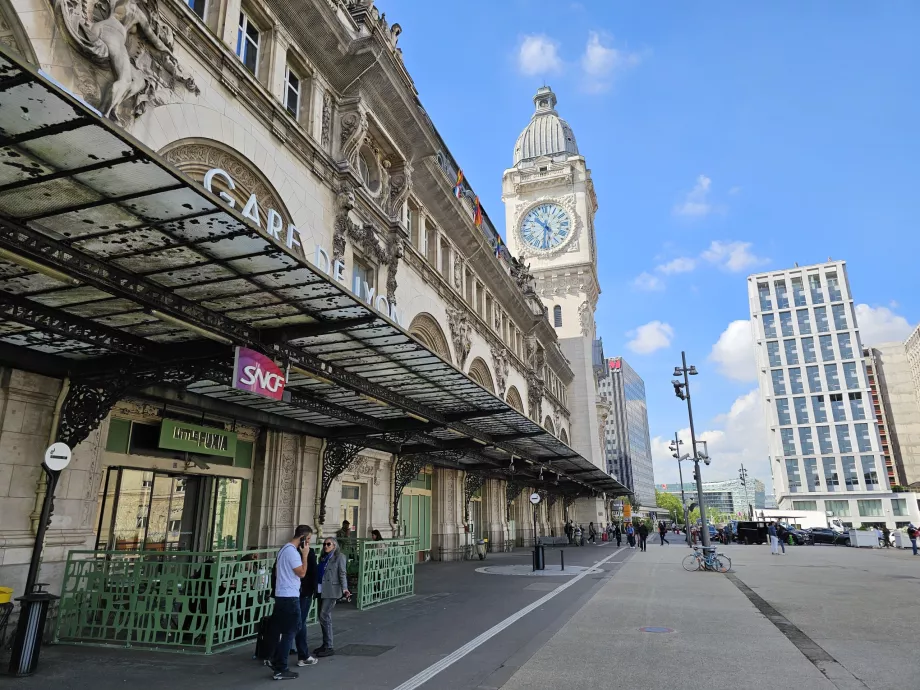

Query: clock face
520,203,571,251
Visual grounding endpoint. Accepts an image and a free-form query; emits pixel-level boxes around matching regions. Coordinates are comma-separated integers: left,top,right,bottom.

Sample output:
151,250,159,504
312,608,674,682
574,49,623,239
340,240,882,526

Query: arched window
506,386,525,414
543,416,555,435
409,313,452,364
468,357,495,393
553,305,562,328
559,428,569,445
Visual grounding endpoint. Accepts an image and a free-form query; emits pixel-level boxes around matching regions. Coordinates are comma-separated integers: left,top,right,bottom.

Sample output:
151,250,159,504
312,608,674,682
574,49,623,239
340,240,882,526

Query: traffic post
530,492,544,571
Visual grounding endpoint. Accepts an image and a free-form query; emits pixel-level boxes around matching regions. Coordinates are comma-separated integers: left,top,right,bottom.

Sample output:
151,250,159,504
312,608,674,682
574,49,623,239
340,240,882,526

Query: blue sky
381,1,920,492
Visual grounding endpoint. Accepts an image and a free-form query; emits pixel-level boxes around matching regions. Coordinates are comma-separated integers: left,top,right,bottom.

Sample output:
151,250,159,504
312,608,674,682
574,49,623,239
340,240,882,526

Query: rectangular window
792,500,818,511
774,280,789,308
826,499,850,516
793,397,809,424
812,395,827,423
775,398,791,426
814,306,829,333
817,425,833,454
798,427,814,455
789,367,804,394
830,393,846,422
832,303,848,331
758,282,772,311
857,499,883,517
791,276,807,307
842,455,859,490
784,339,799,365
892,498,907,516
188,0,207,18
803,458,820,491
855,423,872,452
779,311,795,337
836,424,852,453
819,334,835,361
843,362,860,390
781,428,797,456
771,369,786,396
806,365,822,393
168,519,182,533
849,392,865,420
801,336,817,363
762,313,777,338
767,341,782,367
825,363,840,391
861,456,879,490
284,66,301,118
236,11,260,74
786,459,802,492
837,332,853,360
826,271,842,302
796,308,812,335
809,274,824,304
823,457,840,490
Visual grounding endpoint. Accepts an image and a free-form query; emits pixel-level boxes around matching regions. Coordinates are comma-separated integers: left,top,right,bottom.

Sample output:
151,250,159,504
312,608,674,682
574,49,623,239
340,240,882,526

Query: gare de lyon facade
0,0,627,623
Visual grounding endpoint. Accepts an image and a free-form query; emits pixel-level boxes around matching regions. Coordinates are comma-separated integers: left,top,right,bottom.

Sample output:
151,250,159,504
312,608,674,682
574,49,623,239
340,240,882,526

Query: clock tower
502,86,606,483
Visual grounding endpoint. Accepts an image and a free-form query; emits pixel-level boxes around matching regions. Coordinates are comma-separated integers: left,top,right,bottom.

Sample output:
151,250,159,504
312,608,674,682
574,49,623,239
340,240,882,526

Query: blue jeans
911,538,918,556
270,597,300,673
294,595,313,660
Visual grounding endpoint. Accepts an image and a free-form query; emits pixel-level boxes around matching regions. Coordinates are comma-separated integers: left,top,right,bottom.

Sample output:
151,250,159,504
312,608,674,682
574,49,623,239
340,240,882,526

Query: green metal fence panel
356,538,417,610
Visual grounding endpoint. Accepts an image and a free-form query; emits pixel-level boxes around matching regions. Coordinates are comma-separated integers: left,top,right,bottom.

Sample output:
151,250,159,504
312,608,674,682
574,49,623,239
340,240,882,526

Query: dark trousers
294,595,313,660
659,532,668,545
911,538,918,556
270,597,300,673
639,536,647,551
616,535,621,546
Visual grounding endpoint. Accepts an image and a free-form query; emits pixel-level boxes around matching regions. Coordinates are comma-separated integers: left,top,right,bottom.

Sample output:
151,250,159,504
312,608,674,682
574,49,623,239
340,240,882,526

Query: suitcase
253,615,277,666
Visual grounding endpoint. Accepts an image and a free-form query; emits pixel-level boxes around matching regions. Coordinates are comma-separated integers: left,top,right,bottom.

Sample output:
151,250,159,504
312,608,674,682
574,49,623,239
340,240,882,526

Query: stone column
482,478,505,551
431,467,461,560
247,430,302,547
266,25,292,104
219,0,244,51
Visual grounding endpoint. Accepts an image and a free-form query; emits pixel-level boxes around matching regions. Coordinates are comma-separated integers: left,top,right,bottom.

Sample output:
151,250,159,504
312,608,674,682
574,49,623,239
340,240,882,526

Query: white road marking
390,547,627,690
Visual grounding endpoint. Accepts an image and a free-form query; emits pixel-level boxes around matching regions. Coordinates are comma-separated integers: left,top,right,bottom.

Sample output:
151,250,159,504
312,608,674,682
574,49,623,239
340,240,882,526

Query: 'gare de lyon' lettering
203,169,402,326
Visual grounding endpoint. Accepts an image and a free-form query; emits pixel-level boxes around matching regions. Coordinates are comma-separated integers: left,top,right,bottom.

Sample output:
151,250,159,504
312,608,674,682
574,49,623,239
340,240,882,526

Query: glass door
340,483,361,537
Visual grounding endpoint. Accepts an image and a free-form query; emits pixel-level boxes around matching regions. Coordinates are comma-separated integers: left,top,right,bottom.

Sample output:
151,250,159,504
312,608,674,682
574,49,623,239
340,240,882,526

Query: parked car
807,527,850,546
735,521,769,545
782,527,813,545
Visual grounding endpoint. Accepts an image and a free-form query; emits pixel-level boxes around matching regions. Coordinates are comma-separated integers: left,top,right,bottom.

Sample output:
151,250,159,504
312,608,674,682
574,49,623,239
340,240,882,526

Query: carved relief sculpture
339,107,368,170
526,370,544,421
578,300,591,337
446,305,472,368
453,256,463,290
54,0,199,124
387,160,412,219
490,343,510,398
321,90,332,149
332,180,357,262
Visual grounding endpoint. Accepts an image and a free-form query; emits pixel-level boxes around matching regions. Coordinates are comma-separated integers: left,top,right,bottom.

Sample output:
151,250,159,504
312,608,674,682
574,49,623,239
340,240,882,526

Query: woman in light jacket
313,536,349,657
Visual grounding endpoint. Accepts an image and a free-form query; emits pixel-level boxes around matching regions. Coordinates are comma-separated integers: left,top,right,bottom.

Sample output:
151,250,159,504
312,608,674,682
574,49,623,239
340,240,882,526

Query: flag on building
453,170,464,198
473,196,482,226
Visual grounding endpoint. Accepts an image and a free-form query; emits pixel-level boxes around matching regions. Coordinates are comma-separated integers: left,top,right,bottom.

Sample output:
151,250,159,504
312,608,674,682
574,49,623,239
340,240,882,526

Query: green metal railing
54,539,417,653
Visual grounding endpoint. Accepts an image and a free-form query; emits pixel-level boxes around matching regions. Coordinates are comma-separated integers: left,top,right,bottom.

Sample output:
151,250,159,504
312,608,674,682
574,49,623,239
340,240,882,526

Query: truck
752,509,845,532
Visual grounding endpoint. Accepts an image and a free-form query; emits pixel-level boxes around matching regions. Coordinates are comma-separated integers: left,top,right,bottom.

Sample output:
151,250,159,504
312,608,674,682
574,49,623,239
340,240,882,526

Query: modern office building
598,357,656,508
749,260,920,528
663,477,765,517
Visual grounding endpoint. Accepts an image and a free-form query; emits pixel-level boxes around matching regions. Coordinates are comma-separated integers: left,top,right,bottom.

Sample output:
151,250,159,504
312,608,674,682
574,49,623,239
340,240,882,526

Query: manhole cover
639,627,675,634
337,644,394,657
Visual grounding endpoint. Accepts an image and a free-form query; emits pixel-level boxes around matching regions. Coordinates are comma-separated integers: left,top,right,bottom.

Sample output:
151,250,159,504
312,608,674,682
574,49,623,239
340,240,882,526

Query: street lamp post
739,465,752,520
672,351,712,549
669,434,691,546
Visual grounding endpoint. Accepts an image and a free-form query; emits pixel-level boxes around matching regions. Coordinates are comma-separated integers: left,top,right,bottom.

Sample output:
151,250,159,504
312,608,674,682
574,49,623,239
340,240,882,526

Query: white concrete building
748,260,920,529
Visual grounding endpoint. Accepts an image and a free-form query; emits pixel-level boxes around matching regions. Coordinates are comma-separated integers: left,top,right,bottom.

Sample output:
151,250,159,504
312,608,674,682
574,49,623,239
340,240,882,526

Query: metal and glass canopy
0,45,627,497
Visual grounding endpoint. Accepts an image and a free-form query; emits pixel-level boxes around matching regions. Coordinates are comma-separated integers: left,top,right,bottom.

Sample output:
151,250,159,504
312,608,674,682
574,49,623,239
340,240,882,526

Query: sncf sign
233,347,286,400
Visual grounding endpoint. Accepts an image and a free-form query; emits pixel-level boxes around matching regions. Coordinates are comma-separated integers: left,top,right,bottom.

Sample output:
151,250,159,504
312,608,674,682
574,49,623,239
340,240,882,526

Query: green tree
655,490,684,522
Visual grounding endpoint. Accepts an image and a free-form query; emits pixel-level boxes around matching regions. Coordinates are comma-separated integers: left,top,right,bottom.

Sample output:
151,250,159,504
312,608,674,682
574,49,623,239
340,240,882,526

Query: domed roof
513,86,579,166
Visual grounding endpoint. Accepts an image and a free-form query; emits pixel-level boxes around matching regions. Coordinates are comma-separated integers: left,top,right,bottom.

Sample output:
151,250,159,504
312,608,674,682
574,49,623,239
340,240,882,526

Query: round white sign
530,492,541,505
44,442,72,471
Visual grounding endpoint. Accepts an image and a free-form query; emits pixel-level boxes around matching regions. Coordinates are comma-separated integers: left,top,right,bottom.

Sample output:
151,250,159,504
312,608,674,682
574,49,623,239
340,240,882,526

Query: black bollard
561,549,565,571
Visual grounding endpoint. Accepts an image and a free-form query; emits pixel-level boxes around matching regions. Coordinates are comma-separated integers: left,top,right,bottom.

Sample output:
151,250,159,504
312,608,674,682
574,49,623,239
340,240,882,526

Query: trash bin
8,584,57,677
532,543,545,571
476,539,487,560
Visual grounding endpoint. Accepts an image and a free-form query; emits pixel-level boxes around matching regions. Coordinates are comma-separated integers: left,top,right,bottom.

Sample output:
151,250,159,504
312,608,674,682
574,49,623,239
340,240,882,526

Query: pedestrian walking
270,525,312,680
638,522,649,552
313,536,350,658
588,521,598,544
882,526,891,548
573,524,582,546
626,523,635,548
769,521,781,555
908,524,919,556
776,523,787,554
614,523,622,547
658,521,669,546
564,520,573,545
606,523,614,542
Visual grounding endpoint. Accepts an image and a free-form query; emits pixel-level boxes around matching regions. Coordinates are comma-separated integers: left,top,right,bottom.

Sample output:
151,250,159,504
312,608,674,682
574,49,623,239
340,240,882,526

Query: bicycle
682,547,731,573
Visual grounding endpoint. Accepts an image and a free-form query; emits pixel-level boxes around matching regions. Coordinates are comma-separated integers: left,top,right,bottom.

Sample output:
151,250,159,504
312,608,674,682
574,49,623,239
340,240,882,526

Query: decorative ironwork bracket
505,477,528,521
392,453,429,524
463,470,485,524
319,440,365,525
547,492,558,509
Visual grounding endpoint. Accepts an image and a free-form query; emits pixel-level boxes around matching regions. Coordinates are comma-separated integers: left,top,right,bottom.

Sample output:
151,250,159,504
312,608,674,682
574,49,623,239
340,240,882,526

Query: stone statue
510,253,536,297
54,0,198,122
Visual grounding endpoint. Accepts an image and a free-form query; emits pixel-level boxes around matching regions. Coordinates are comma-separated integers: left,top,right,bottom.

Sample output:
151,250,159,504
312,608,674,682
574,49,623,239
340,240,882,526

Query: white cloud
855,304,914,345
729,186,742,195
709,320,756,382
632,272,665,292
651,389,771,496
518,35,563,76
673,174,714,217
656,257,696,274
701,241,768,272
626,321,674,354
580,31,641,93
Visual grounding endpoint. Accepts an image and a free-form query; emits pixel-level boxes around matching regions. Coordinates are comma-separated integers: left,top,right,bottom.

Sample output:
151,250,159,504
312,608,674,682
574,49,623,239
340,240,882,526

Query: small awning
0,46,627,497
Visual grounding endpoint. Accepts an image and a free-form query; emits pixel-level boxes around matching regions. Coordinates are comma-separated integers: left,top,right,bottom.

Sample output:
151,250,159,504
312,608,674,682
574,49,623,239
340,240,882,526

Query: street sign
530,492,541,505
43,442,71,471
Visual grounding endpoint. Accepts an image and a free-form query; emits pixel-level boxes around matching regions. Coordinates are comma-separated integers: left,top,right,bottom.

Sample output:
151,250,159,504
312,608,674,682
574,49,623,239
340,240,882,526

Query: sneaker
298,657,318,667
315,648,335,658
313,645,327,656
272,671,299,680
